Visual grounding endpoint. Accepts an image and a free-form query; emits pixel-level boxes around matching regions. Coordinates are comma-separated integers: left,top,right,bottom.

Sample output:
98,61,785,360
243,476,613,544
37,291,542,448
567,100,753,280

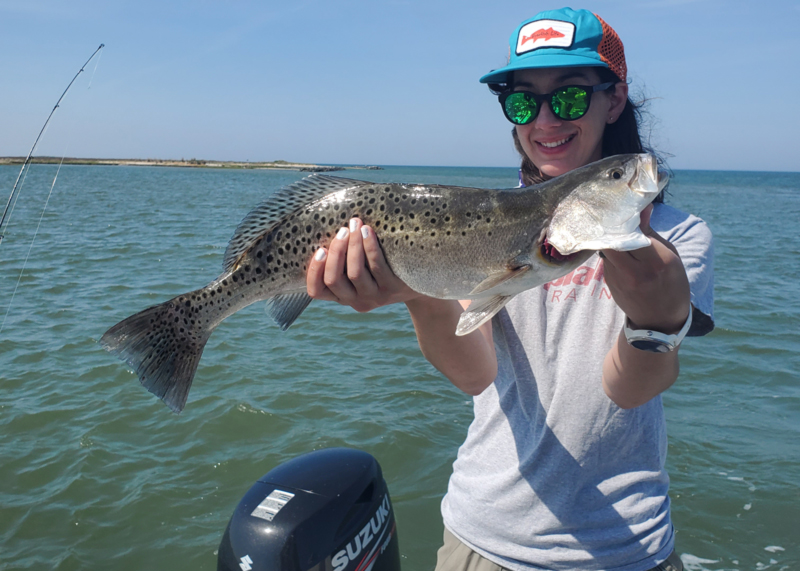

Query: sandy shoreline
0,157,382,172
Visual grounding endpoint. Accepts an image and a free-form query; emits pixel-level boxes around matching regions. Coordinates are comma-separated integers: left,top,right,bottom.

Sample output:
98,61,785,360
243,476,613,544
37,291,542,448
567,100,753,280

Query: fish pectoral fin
469,265,532,296
265,292,313,330
456,294,514,336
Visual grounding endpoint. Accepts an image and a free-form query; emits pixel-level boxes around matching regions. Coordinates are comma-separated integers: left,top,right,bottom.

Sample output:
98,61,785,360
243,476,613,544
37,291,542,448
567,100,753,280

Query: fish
101,153,664,413
522,27,566,45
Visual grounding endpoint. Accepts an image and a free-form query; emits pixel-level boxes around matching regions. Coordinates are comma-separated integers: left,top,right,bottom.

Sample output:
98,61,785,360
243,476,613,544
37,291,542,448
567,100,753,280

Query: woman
307,8,714,571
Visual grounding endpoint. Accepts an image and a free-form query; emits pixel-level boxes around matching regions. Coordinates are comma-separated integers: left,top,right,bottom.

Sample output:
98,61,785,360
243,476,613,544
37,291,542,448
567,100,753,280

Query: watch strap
624,305,693,353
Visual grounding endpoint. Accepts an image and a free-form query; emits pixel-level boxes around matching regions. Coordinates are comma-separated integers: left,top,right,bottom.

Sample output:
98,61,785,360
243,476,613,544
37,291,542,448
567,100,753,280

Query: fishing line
0,43,104,248
87,48,103,90
0,153,68,335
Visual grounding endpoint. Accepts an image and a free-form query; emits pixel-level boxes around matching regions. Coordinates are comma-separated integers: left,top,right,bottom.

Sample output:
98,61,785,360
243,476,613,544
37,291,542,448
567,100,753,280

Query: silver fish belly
101,153,661,412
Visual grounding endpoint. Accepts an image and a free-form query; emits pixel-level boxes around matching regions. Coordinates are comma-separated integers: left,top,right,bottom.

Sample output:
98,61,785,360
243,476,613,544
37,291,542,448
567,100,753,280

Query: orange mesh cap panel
594,14,627,82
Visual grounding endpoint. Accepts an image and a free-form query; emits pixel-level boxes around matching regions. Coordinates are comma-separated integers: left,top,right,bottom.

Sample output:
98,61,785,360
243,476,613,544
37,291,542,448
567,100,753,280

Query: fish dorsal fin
223,174,368,271
469,265,531,296
456,294,515,336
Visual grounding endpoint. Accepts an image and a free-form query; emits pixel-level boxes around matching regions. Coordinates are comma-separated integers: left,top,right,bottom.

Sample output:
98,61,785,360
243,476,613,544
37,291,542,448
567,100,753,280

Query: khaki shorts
434,528,684,571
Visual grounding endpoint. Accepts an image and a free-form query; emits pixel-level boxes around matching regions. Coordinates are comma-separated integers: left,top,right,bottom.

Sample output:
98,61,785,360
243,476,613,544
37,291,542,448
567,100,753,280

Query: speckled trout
101,153,664,412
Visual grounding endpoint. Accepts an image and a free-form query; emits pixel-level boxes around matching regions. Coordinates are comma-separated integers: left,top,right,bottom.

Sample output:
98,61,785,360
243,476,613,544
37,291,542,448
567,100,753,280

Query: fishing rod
0,43,104,246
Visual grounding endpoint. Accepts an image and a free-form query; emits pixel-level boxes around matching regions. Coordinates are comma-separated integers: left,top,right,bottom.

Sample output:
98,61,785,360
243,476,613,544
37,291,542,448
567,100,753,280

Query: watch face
630,338,672,353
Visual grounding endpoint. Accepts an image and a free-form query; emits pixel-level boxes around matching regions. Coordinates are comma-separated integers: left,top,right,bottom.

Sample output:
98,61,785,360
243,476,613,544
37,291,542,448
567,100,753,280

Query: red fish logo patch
516,20,575,54
521,27,565,45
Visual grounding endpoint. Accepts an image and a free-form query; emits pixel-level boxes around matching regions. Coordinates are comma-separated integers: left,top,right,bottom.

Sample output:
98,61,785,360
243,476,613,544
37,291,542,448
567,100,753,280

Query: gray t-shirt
441,203,714,571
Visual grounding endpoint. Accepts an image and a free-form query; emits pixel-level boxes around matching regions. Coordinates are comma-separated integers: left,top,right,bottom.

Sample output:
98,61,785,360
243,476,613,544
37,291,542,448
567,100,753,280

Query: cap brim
479,53,608,84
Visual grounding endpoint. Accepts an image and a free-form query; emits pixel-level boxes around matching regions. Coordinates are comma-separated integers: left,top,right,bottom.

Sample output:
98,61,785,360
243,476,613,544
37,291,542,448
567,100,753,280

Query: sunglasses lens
504,92,538,125
551,87,590,120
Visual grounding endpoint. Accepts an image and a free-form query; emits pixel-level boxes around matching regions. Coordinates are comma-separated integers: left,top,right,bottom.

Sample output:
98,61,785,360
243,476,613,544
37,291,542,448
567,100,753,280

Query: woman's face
511,67,628,177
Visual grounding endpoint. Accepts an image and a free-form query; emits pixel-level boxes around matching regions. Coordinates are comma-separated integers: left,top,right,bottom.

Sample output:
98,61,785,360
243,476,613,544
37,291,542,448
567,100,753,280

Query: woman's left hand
600,204,691,333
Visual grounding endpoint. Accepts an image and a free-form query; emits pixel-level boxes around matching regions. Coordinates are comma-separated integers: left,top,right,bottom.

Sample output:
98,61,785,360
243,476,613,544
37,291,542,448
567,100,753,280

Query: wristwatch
624,306,693,353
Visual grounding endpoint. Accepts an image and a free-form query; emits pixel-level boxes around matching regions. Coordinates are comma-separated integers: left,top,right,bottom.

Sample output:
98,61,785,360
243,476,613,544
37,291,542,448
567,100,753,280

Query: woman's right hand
306,217,420,312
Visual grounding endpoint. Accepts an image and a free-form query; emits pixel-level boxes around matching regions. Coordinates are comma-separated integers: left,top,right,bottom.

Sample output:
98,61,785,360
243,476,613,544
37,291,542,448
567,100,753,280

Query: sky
0,0,798,172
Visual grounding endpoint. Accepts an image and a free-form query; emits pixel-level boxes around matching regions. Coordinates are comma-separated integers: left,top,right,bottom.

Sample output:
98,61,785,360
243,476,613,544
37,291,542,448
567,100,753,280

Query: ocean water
0,164,797,571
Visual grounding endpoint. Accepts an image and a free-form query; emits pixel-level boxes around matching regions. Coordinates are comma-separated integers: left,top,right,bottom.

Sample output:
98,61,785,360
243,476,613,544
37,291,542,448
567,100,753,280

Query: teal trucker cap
479,8,627,84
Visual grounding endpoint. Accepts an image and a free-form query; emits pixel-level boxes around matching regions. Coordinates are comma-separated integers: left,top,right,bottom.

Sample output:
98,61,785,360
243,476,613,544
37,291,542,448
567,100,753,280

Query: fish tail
100,291,214,413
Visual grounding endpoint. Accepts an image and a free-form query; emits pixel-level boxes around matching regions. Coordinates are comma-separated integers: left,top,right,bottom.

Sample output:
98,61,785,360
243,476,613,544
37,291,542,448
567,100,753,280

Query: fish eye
609,168,624,180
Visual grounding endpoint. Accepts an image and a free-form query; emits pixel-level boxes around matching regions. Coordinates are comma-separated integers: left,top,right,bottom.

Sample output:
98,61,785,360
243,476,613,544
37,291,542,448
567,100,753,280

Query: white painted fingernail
361,226,369,239
314,248,326,261
336,227,349,240
349,218,358,232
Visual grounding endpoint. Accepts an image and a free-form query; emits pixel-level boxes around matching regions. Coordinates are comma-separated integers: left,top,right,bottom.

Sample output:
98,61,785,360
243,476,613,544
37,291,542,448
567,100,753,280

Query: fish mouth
540,237,581,264
628,153,659,195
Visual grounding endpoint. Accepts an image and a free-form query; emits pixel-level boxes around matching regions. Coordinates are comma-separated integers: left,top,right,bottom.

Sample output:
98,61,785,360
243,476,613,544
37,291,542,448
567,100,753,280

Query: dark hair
491,68,665,202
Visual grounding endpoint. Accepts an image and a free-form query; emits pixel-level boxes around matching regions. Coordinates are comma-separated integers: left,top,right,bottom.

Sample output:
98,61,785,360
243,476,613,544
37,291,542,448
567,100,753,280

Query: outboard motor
218,448,401,571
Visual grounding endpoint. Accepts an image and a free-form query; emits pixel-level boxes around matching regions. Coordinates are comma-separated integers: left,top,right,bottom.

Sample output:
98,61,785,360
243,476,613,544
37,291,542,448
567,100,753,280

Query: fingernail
349,218,358,232
314,248,327,261
361,226,369,239
336,227,349,240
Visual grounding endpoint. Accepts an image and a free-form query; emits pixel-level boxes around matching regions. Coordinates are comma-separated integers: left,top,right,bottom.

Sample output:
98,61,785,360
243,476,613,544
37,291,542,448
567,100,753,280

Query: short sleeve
650,203,715,336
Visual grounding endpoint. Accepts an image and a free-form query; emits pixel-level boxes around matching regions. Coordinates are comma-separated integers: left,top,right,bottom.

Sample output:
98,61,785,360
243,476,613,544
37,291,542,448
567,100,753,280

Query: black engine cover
218,448,401,571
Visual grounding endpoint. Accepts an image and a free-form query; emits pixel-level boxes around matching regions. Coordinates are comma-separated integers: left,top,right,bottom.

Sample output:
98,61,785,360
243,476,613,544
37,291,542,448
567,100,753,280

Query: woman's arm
600,204,692,409
306,217,497,395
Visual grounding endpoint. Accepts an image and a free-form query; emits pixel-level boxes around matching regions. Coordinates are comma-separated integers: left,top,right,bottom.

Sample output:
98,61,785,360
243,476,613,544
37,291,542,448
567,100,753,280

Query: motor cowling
218,448,401,571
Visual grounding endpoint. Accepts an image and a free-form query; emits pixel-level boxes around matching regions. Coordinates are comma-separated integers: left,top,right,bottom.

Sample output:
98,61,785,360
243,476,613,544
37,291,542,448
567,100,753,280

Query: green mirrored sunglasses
498,82,616,125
